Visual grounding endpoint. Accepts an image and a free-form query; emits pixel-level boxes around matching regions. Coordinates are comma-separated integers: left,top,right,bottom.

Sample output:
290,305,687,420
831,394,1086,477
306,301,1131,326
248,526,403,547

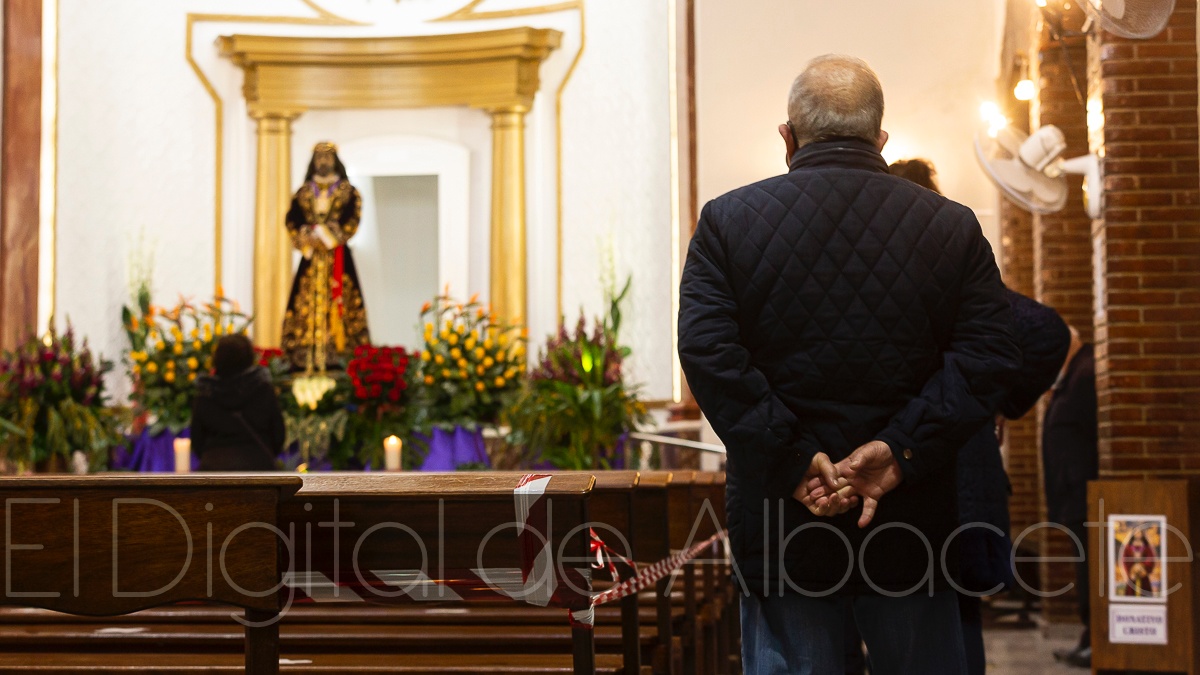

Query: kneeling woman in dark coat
190,335,285,471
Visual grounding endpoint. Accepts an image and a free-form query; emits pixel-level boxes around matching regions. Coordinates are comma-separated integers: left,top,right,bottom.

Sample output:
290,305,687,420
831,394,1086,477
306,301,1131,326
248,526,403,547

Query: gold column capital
487,104,530,118
249,108,302,120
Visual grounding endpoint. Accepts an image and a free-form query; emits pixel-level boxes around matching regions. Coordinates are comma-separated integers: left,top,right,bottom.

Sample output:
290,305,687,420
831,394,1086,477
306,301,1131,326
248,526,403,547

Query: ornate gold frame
219,27,561,345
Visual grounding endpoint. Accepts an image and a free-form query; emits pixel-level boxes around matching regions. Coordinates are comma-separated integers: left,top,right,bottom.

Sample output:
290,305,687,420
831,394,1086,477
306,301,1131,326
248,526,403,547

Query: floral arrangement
122,292,252,434
347,345,409,405
344,345,414,469
0,323,122,471
255,347,284,368
505,277,648,470
411,293,525,430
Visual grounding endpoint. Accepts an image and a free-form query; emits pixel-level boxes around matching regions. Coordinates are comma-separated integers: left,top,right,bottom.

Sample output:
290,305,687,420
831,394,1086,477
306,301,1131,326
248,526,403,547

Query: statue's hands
301,225,327,253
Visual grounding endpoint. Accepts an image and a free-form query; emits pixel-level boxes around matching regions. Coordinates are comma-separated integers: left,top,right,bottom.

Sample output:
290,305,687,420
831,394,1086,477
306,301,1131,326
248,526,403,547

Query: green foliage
272,365,421,471
505,276,648,470
0,322,122,471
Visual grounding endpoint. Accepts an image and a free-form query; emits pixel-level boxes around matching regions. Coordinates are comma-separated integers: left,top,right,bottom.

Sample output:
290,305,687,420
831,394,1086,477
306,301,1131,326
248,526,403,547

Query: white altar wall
54,0,675,400
695,0,1006,249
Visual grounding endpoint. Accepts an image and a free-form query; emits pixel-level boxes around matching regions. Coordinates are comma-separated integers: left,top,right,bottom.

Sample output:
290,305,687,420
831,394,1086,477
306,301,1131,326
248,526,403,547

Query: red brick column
1000,200,1042,543
1089,2,1200,478
1031,16,1095,626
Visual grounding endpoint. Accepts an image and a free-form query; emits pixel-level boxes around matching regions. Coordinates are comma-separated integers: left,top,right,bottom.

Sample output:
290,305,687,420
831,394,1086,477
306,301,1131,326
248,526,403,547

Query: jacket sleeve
999,289,1070,420
678,201,820,490
874,211,1021,483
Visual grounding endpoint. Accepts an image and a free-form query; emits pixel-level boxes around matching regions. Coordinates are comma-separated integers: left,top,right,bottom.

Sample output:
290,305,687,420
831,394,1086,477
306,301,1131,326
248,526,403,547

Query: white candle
384,435,402,471
173,438,192,474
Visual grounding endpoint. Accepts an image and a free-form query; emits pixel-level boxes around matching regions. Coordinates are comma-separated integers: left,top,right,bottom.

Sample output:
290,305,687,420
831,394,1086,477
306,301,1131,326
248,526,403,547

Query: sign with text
1109,604,1168,645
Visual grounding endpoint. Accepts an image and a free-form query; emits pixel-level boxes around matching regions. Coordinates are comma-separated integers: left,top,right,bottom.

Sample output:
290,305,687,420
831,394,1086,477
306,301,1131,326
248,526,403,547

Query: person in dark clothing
886,159,1071,675
190,334,285,471
888,158,940,193
678,54,1020,674
953,290,1068,674
1043,328,1098,668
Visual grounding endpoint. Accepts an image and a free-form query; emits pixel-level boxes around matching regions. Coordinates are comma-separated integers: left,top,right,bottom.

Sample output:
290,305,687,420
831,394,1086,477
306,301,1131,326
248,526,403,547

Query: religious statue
281,142,370,373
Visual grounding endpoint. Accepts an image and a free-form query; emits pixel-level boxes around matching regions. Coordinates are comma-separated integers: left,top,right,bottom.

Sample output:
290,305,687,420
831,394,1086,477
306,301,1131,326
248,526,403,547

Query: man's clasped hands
792,440,905,528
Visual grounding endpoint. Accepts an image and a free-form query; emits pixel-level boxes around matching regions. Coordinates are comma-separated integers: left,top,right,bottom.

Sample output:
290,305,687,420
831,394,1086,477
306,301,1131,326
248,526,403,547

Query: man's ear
877,129,889,152
779,123,798,167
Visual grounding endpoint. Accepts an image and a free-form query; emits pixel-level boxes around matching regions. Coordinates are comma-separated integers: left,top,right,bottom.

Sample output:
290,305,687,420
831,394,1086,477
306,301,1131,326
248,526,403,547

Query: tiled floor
984,628,1087,674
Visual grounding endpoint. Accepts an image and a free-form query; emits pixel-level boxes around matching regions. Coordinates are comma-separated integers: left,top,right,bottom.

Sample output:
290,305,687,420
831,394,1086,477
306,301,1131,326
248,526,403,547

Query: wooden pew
0,470,672,672
280,472,600,672
0,470,728,674
0,474,301,674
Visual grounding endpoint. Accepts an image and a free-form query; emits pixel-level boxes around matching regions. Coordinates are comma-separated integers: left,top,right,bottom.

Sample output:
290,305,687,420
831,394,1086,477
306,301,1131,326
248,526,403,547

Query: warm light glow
1087,97,1105,132
1035,0,1047,6
979,101,1009,138
880,139,912,166
1014,79,1036,101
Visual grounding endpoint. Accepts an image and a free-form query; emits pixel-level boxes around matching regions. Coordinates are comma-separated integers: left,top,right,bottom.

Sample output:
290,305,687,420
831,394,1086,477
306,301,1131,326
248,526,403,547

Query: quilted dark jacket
678,138,1020,595
957,289,1069,530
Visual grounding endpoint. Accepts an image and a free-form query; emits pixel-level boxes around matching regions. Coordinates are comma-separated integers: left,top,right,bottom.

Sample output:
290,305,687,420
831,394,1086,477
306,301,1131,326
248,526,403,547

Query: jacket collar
788,137,890,174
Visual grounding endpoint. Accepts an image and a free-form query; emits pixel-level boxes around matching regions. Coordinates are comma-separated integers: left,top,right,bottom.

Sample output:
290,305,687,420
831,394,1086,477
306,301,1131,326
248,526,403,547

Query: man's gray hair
787,54,884,147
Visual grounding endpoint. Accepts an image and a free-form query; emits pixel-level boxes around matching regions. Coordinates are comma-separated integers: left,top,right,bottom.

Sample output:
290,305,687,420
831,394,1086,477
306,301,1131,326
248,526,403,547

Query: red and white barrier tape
568,529,727,627
514,473,556,607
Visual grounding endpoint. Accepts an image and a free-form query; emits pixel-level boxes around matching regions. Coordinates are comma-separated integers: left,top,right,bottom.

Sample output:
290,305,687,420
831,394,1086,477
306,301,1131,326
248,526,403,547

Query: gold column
488,106,529,328
250,110,299,347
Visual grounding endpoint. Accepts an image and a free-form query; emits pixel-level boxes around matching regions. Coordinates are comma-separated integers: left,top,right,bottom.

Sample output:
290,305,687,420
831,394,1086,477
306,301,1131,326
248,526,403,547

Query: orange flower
469,293,479,305
421,301,432,313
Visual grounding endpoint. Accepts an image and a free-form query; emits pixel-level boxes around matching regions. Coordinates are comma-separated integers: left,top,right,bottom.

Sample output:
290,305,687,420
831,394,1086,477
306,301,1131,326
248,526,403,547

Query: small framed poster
1108,514,1167,603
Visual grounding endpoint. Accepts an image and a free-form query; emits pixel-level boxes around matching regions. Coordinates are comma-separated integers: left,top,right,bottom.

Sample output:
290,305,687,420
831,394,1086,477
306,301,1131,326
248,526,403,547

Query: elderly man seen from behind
678,55,1019,674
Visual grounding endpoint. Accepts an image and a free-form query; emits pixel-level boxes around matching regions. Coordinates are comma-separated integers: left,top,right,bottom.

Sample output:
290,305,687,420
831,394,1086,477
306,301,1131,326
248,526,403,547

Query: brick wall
1000,200,1042,544
1033,20,1094,626
1034,33,1097,344
1089,1,1200,478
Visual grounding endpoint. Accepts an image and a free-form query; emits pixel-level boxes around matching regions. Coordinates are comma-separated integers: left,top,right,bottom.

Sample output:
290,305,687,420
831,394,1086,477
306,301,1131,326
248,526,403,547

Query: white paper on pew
368,570,462,601
280,659,314,665
283,570,364,603
512,475,555,607
95,627,147,634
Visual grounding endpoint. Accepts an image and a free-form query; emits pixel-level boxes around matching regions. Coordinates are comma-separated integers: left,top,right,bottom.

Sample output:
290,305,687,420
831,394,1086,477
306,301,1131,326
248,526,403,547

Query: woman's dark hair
889,158,941,194
213,334,256,378
304,151,349,182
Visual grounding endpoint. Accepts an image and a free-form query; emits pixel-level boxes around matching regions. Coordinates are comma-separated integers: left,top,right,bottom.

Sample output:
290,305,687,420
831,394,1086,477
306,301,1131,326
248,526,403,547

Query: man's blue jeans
741,590,968,675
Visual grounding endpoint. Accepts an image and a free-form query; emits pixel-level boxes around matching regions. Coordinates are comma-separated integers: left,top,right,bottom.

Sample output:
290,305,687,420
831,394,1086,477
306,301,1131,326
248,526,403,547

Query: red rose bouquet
347,345,409,407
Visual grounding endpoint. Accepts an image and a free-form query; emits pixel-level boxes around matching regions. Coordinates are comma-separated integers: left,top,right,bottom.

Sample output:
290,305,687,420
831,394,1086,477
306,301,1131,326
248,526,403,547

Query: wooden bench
0,471,732,674
0,475,301,674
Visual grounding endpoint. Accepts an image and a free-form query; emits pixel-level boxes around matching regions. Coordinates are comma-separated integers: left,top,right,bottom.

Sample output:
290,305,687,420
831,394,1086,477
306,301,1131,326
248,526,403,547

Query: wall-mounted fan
1082,0,1176,39
975,121,1101,218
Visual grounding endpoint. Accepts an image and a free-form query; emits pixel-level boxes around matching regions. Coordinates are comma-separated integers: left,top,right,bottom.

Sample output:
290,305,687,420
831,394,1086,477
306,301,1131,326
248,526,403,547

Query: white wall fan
1081,0,1176,39
975,105,1101,218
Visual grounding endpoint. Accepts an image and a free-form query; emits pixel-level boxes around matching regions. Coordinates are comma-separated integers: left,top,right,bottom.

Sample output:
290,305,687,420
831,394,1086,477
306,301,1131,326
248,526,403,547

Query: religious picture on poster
1108,515,1167,603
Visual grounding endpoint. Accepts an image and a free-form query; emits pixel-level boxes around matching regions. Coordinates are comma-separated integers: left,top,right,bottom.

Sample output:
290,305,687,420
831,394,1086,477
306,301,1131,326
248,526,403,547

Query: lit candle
173,438,192,474
384,435,402,471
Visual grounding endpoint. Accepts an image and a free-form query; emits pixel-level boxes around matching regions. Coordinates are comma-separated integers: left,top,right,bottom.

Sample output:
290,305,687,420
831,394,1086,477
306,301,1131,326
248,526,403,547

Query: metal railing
629,432,726,455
